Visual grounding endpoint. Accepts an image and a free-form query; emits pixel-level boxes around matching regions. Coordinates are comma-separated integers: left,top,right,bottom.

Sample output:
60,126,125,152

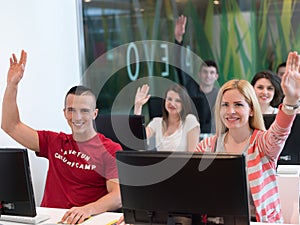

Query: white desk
0,207,122,225
277,165,300,224
0,207,296,225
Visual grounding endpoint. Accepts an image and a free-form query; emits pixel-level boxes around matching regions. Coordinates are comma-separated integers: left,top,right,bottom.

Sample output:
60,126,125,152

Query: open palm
135,84,150,106
7,50,27,85
174,15,187,42
134,84,150,115
281,51,300,102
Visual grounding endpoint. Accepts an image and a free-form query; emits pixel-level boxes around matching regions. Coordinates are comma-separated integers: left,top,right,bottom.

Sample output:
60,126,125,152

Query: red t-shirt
37,130,122,208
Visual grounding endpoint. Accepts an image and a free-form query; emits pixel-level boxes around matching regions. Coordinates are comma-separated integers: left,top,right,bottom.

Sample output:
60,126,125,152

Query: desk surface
0,207,296,225
0,207,122,225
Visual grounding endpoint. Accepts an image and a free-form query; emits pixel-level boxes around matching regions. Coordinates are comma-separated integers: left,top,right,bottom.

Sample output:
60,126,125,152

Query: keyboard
0,214,50,224
277,165,300,175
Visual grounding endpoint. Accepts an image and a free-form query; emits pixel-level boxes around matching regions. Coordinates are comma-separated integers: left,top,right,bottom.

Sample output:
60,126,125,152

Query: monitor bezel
263,113,300,165
0,148,37,217
116,151,250,225
95,114,147,151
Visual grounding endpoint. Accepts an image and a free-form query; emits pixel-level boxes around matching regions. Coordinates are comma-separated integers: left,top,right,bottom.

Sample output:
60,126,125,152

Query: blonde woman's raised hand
134,84,150,115
281,51,300,105
7,50,27,85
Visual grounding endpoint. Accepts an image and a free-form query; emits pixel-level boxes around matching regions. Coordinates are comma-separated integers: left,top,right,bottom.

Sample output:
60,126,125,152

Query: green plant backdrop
82,0,300,113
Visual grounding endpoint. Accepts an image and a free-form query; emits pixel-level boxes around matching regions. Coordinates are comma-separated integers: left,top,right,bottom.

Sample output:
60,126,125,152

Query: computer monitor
263,114,300,165
190,97,212,134
0,148,36,217
147,97,163,120
95,114,147,151
116,151,250,225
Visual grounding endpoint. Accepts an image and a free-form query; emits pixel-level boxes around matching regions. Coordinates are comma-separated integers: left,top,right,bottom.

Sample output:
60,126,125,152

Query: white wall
0,0,81,205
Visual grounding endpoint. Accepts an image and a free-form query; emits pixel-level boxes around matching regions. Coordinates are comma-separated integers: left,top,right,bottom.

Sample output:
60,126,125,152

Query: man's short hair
276,62,286,74
200,60,219,73
66,85,95,96
64,85,97,107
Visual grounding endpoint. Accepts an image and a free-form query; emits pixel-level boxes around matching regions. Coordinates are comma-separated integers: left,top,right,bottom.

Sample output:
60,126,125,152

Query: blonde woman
196,51,300,223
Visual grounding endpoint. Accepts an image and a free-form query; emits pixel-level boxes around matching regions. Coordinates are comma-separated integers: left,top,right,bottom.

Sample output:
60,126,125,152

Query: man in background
276,62,286,78
174,15,219,133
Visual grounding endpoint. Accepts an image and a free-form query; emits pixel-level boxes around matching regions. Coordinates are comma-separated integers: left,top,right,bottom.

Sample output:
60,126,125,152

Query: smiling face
253,78,275,107
64,93,98,141
164,90,182,117
220,89,253,131
198,66,218,88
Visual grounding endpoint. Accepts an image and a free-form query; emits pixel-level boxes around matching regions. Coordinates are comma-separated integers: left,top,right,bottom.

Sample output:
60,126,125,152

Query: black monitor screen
0,148,36,217
116,151,250,225
263,114,300,165
190,97,212,134
148,97,163,120
95,114,147,151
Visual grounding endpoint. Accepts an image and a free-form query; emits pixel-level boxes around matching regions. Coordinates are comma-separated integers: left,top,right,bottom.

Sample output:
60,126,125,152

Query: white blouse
147,114,200,151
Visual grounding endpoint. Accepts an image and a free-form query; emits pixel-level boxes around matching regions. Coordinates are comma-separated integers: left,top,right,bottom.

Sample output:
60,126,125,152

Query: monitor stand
167,215,192,225
0,201,2,225
0,201,2,217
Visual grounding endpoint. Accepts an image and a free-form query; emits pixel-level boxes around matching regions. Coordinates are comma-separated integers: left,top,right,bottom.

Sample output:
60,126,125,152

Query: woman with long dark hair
134,84,200,151
251,70,283,114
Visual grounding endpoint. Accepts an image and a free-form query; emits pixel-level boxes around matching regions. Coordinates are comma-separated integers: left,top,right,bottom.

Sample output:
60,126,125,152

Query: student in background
134,84,200,152
1,50,122,225
251,70,283,114
174,15,219,133
195,51,300,223
276,62,286,78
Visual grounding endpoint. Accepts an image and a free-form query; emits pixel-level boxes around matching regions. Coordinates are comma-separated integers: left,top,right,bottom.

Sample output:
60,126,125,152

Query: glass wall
79,0,300,115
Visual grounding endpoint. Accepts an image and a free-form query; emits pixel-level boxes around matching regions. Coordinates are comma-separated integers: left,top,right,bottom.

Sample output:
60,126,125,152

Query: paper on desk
100,212,122,225
105,219,118,225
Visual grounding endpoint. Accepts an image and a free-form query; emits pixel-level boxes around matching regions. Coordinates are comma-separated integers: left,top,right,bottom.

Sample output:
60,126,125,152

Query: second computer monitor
95,114,147,151
148,96,212,133
263,114,300,165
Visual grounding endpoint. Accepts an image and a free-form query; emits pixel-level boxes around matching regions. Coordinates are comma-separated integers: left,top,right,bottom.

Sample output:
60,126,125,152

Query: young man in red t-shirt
1,50,122,224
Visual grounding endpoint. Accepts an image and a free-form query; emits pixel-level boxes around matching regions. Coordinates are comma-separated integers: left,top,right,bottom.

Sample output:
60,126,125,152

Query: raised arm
1,50,40,152
133,84,155,139
174,15,187,43
174,15,193,87
281,51,300,115
259,52,300,160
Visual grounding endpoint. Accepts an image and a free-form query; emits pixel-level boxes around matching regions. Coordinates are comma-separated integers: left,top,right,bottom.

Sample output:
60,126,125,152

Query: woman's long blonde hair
214,79,266,135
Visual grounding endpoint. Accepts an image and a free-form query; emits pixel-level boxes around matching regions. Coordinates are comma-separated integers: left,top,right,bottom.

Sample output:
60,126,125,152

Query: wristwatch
283,102,300,111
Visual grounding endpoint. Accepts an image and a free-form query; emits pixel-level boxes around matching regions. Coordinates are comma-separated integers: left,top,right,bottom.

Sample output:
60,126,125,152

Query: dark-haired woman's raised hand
134,84,150,115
